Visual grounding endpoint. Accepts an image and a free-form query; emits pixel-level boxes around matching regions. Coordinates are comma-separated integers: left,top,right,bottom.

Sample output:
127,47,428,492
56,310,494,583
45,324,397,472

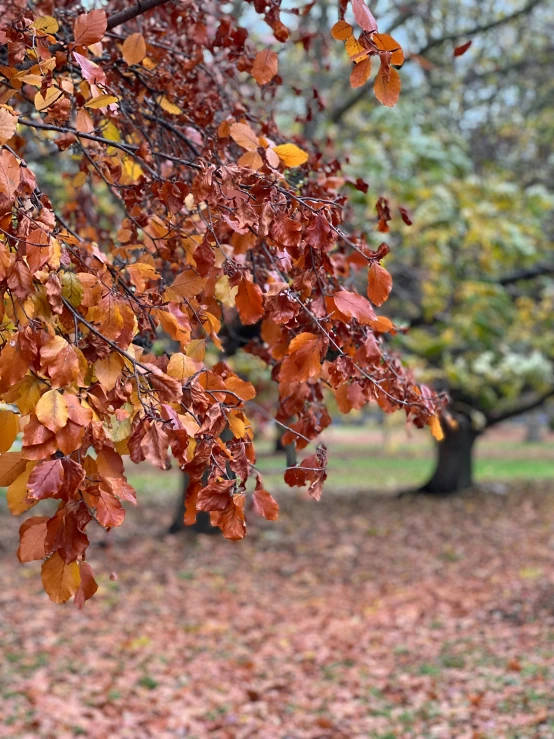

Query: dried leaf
41,552,81,604
122,33,146,65
251,48,279,85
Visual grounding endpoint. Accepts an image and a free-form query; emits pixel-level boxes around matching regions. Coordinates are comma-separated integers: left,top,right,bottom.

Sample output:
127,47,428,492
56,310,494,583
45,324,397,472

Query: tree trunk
419,420,479,495
525,410,544,443
168,471,216,534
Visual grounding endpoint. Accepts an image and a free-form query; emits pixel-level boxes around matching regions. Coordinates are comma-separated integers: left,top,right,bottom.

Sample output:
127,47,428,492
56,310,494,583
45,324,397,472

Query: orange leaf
36,389,69,433
429,415,444,441
163,270,206,300
350,57,372,88
373,33,404,66
279,332,323,383
0,451,28,487
237,150,263,170
73,9,107,47
41,552,81,604
229,122,260,151
374,65,401,107
0,409,18,453
251,48,278,85
122,33,146,66
334,290,376,324
367,261,392,306
0,149,20,197
331,20,353,40
236,279,264,325
272,143,308,167
0,107,17,145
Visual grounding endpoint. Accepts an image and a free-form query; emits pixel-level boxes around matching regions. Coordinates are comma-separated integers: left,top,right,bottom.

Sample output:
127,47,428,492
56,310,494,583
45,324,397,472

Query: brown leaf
253,482,279,520
17,516,48,562
74,561,98,608
331,20,353,40
251,48,278,85
196,479,235,512
350,57,372,88
374,64,401,107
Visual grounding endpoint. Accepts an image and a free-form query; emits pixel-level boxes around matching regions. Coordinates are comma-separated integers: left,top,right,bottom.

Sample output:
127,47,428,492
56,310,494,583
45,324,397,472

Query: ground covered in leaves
2,484,554,738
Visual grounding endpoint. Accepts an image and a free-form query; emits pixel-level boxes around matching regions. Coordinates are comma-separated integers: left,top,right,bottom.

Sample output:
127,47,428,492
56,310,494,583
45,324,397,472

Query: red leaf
454,40,472,57
253,483,279,521
27,459,64,500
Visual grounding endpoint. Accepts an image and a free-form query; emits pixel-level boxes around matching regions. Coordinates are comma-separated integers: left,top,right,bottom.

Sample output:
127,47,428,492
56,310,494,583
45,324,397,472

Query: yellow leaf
0,451,28,487
272,143,309,168
41,553,81,604
345,34,365,60
0,409,19,453
33,16,59,34
122,33,146,66
7,462,37,516
61,272,84,308
227,410,246,438
34,86,63,111
1,375,42,415
158,96,182,115
215,275,238,307
85,94,119,109
167,353,201,381
429,415,444,442
36,389,68,433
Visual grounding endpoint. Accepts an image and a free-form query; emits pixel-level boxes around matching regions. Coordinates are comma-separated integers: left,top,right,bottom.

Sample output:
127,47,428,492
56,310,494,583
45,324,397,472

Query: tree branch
498,262,554,286
417,0,543,56
107,0,176,31
486,388,554,428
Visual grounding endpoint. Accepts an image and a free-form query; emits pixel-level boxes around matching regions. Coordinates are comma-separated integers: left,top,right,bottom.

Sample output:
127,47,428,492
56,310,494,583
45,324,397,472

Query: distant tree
276,0,553,493
0,0,443,603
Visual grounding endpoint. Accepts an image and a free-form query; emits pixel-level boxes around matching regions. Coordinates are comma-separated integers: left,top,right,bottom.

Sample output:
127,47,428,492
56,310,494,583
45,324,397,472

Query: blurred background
2,1,554,737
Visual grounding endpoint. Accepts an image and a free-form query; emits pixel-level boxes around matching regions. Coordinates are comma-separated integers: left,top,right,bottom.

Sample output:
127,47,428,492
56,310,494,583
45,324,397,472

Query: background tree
270,0,553,493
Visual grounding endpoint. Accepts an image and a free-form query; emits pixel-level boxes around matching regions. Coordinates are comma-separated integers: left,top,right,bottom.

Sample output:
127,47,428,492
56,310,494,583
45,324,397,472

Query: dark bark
168,471,216,535
419,417,479,495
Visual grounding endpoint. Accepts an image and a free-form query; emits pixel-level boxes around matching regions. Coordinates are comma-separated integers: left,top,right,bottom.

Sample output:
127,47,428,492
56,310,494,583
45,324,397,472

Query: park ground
1,424,554,738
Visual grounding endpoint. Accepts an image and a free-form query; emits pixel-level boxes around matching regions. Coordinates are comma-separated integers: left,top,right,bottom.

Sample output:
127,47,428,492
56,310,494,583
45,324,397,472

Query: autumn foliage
0,0,443,604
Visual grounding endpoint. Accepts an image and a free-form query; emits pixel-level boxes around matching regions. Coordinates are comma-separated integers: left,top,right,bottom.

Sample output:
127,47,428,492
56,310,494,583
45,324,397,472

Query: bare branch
486,388,554,428
107,0,176,31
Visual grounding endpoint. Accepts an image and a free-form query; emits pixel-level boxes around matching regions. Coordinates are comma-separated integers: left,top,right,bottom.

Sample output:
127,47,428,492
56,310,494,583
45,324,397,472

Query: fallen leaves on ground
1,484,554,738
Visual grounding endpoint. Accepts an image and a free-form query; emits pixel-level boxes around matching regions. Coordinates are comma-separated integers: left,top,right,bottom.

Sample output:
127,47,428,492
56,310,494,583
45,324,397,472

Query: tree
0,0,443,604
274,0,553,493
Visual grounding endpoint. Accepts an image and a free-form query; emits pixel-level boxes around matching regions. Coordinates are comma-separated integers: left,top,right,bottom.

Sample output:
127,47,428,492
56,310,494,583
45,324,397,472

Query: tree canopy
0,0,445,604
